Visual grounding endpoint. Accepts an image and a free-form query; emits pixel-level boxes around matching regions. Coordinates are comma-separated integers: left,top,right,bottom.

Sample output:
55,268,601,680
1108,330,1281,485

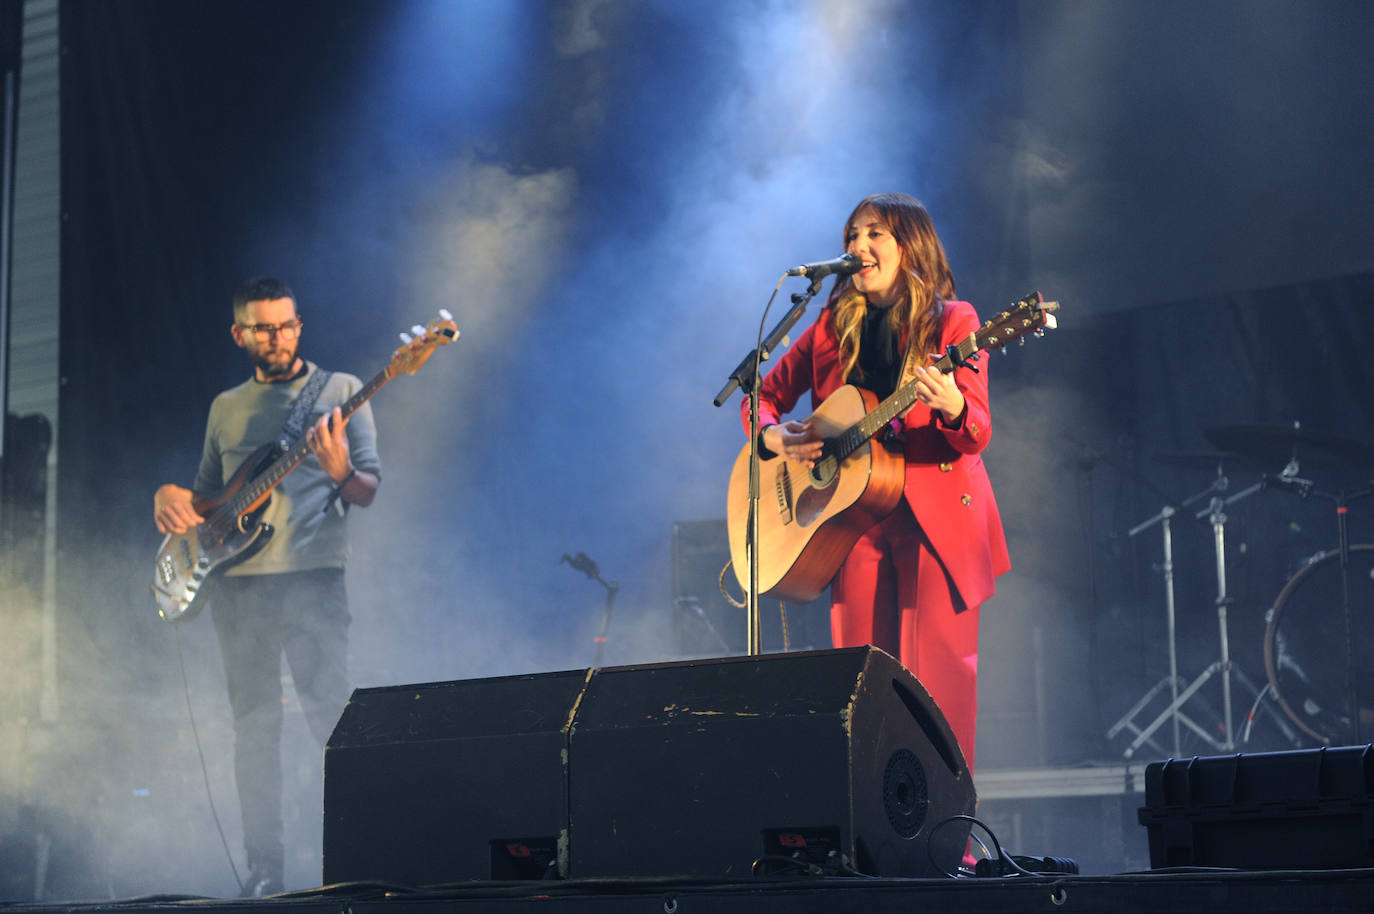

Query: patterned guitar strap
896,338,925,393
278,366,358,516
894,335,927,424
195,366,332,611
896,317,967,430
278,366,333,453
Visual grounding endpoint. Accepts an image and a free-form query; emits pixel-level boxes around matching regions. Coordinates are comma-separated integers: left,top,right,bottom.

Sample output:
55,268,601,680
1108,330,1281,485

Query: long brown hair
830,193,956,383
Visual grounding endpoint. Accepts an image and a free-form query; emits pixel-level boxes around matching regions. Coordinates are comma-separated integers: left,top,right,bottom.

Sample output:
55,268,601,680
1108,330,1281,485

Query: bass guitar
151,312,459,622
726,292,1057,603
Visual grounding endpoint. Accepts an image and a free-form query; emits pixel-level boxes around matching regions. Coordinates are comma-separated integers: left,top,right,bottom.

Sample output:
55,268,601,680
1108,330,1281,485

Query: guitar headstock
976,291,1059,353
389,309,461,376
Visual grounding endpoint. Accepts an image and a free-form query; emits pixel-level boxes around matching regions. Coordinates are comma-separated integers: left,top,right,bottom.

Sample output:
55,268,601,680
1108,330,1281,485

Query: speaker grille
882,748,929,839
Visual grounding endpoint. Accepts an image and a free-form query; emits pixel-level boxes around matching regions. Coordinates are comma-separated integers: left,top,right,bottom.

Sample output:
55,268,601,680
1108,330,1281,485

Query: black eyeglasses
239,318,303,341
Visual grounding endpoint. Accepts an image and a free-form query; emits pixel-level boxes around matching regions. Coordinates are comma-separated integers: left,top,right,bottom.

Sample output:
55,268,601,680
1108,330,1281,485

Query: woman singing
742,192,1009,771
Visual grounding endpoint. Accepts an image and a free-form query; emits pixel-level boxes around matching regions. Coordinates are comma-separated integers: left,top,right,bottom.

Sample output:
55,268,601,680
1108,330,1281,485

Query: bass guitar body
151,442,279,623
726,385,906,604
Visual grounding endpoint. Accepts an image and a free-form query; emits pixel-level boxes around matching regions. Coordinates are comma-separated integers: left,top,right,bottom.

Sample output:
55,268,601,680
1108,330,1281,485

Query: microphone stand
561,551,619,667
714,272,827,655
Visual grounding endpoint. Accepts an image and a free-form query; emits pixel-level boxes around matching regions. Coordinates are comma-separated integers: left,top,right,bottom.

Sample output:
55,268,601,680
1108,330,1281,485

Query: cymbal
1152,450,1243,471
1203,423,1374,471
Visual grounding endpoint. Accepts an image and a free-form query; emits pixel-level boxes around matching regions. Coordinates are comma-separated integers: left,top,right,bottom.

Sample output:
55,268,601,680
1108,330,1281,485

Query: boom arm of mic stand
712,274,825,656
712,275,823,406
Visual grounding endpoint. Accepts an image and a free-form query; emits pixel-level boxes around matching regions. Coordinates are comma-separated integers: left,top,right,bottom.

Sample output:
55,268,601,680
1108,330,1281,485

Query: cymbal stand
1185,475,1267,750
1107,475,1227,758
1332,484,1373,745
1266,470,1373,745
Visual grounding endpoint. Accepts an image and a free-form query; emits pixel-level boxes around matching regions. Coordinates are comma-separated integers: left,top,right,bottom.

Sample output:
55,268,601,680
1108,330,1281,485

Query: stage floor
5,868,1374,914
9,759,1367,909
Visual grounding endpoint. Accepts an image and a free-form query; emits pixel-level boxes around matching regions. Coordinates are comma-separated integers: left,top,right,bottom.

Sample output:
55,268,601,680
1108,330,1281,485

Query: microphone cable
173,624,245,895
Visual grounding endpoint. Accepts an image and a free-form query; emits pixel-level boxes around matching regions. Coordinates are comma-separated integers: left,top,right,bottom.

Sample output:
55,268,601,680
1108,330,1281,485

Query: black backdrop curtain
51,3,405,897
59,0,397,674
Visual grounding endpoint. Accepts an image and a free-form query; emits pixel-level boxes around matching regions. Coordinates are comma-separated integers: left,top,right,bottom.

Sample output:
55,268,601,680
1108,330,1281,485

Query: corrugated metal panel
11,0,60,403
10,0,61,724
11,0,59,421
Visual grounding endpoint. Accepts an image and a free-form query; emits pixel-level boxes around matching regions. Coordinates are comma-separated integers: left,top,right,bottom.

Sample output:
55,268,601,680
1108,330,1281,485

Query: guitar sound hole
795,467,838,527
809,453,839,488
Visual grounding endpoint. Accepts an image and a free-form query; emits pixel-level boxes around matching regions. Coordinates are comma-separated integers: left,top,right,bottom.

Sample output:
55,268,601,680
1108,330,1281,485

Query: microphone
786,254,863,279
561,551,600,580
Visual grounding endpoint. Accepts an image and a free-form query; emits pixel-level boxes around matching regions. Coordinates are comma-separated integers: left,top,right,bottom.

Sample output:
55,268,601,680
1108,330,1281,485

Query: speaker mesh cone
882,748,928,838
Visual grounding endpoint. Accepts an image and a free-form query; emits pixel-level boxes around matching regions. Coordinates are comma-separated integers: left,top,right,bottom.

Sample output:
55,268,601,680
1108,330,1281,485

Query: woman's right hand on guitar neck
154,483,205,535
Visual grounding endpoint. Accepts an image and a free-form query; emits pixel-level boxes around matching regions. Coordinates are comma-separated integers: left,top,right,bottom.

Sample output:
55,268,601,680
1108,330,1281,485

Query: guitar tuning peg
439,308,453,320
399,332,413,344
411,324,425,336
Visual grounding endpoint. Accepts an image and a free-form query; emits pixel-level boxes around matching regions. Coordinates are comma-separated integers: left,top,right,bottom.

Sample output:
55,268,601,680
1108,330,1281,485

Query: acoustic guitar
726,292,1057,603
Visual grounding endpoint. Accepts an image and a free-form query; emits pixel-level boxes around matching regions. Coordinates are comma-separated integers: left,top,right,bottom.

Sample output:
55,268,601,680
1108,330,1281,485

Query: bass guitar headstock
389,309,461,377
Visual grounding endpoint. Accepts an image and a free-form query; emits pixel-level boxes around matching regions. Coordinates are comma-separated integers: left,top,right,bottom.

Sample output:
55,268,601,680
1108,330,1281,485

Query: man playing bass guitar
152,277,381,895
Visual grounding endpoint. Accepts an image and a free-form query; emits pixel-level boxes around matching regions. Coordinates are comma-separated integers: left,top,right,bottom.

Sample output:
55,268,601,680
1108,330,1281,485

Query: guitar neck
225,366,394,516
824,292,1054,463
831,334,976,461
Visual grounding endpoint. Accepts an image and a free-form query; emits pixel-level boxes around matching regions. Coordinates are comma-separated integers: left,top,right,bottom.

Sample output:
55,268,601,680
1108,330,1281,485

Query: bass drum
1263,543,1374,745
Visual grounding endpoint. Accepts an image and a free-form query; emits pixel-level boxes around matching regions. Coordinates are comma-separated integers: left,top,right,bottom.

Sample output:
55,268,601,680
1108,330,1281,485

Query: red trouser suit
743,300,1010,772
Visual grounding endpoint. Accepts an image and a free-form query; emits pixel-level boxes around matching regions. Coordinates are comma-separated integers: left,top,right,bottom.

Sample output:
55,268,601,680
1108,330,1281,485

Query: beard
250,341,301,380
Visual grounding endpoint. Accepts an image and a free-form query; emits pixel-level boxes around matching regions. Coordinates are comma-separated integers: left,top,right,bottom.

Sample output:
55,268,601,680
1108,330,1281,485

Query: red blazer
741,300,1011,611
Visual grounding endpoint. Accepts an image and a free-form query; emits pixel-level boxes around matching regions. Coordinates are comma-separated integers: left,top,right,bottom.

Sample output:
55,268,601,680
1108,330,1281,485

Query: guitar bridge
775,463,794,525
157,554,177,586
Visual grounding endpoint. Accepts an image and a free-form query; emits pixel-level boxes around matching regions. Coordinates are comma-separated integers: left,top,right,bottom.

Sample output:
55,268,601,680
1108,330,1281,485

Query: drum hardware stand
1170,478,1297,747
1107,476,1224,759
1263,473,1373,745
1108,470,1281,758
1179,475,1277,751
1203,422,1374,745
1333,485,1372,745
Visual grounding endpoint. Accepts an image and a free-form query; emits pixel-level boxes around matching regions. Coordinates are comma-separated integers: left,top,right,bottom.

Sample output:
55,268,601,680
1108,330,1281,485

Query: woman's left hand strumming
913,364,966,426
